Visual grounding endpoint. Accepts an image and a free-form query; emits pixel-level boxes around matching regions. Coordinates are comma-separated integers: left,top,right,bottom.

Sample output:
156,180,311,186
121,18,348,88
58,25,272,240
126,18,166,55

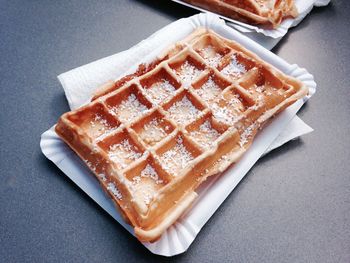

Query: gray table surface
1,0,349,262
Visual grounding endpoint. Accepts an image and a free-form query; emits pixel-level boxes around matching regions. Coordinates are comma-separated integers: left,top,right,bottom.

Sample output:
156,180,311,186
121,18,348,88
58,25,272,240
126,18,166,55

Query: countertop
0,0,349,262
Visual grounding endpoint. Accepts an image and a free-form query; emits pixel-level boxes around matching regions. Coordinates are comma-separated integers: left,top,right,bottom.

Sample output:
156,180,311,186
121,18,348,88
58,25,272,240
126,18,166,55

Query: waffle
55,28,308,242
181,0,298,28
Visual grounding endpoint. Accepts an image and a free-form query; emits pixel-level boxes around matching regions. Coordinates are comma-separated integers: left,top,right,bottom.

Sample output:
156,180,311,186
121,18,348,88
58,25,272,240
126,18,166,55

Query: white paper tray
41,13,316,256
171,0,330,38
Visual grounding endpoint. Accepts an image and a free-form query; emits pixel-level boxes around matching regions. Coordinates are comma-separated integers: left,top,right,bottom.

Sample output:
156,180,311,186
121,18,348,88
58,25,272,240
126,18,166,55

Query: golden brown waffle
55,28,308,242
181,0,298,28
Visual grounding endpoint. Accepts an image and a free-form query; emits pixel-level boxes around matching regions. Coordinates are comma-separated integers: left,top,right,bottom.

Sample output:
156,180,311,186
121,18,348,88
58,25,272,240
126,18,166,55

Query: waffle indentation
124,156,169,208
105,84,152,123
193,34,231,68
169,55,206,86
156,134,202,177
140,68,181,105
131,110,175,147
67,103,120,140
163,91,205,126
192,72,230,105
98,129,144,170
186,113,226,148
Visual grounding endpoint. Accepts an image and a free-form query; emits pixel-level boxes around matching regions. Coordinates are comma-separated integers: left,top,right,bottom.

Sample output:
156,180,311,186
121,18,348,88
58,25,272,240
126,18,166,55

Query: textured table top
1,1,349,262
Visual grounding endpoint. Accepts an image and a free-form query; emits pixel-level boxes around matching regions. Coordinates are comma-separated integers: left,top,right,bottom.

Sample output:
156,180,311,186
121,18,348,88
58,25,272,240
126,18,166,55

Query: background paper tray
171,0,331,38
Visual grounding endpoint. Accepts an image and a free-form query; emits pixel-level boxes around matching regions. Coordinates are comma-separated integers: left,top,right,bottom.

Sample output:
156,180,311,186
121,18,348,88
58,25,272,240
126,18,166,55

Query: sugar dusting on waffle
221,54,246,78
212,102,242,126
190,120,220,147
108,139,142,169
141,164,163,184
160,136,194,176
130,164,164,205
195,77,222,104
141,118,168,144
146,80,176,105
167,96,201,124
107,182,123,200
239,123,258,148
110,94,148,122
91,114,110,129
90,114,120,141
176,61,203,85
200,46,222,67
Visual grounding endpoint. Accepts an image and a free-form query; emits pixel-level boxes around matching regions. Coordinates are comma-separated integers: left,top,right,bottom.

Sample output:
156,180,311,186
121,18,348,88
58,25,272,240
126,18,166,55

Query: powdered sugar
199,46,222,67
159,136,194,176
249,95,264,111
129,164,164,206
146,79,176,105
226,94,247,112
98,173,107,182
190,120,220,147
110,94,148,122
107,182,123,200
91,114,110,128
167,96,201,125
221,55,246,79
255,85,265,93
175,61,203,85
89,113,118,138
139,118,169,146
142,190,153,205
132,176,142,185
239,124,257,148
212,103,242,126
196,77,222,104
141,164,163,184
108,139,142,169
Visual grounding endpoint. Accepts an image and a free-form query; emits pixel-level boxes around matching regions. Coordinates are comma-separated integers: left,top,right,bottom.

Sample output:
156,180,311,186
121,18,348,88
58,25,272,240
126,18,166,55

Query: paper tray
171,0,331,38
40,13,316,256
